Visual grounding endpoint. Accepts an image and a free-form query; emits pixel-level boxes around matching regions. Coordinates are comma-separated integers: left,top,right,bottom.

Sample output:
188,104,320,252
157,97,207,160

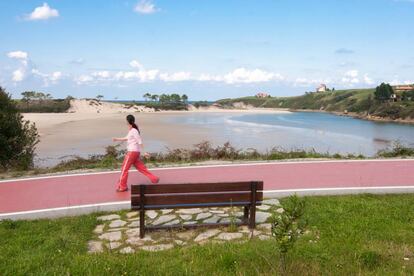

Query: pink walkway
1,159,413,217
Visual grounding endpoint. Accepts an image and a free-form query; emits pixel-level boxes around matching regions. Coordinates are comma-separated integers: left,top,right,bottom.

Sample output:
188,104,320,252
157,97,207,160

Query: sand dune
67,99,155,113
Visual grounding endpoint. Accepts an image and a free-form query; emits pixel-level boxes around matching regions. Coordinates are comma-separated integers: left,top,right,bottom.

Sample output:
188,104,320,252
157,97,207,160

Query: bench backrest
131,181,263,210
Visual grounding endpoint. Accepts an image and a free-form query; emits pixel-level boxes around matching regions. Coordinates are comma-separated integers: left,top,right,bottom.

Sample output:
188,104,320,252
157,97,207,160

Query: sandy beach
23,105,290,167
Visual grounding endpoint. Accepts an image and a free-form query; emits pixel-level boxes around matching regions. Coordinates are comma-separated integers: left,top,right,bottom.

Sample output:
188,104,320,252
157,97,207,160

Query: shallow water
164,111,414,156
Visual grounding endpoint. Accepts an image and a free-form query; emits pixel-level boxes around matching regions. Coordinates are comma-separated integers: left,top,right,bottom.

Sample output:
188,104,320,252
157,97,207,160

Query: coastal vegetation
1,194,414,275
16,91,72,113
141,93,189,110
0,87,39,170
2,141,413,179
217,84,414,122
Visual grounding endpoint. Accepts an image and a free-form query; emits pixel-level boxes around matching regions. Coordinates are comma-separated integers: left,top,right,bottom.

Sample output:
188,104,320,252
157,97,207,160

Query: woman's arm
112,137,127,142
140,143,151,158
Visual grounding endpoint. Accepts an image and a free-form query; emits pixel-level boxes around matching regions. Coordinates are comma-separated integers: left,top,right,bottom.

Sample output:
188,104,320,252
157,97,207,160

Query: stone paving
88,198,281,254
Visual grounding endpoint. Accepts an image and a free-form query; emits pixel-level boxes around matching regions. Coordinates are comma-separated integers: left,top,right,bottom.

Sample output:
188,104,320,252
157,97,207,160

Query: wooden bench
131,181,264,238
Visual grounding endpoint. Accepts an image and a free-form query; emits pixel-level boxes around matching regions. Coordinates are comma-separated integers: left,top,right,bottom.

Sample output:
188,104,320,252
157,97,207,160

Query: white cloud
159,72,192,82
129,60,143,69
196,69,284,84
92,71,111,79
134,0,158,14
50,71,62,81
75,75,94,84
363,74,374,85
76,66,160,85
115,69,159,82
138,69,159,81
223,68,283,84
32,69,63,86
12,69,25,82
197,74,223,82
114,71,139,81
73,62,287,86
26,3,59,21
7,51,29,82
293,78,329,87
7,51,28,60
389,78,414,85
345,70,359,78
341,70,360,85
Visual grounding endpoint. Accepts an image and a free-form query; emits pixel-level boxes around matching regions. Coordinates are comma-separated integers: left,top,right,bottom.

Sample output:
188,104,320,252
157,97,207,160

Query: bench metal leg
249,204,256,229
244,206,249,221
140,209,145,238
249,181,258,229
139,184,146,238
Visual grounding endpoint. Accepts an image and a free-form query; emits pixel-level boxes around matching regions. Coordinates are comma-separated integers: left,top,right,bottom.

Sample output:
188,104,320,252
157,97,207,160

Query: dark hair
126,114,140,134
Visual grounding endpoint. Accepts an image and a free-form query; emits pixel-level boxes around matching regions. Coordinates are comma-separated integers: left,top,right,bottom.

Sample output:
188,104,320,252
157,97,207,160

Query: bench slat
131,201,262,210
131,181,263,194
131,191,263,206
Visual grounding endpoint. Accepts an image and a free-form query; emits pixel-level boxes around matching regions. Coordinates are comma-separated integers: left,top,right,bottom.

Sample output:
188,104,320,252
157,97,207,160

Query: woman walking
113,114,159,192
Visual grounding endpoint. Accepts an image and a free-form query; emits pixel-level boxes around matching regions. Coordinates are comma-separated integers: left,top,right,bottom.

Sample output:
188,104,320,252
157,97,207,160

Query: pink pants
117,151,158,190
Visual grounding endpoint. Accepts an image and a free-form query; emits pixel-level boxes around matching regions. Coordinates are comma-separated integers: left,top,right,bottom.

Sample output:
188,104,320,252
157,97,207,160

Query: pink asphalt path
1,159,414,215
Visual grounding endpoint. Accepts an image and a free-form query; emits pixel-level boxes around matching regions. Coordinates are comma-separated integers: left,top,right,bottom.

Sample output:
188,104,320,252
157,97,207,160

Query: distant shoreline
288,108,414,125
21,97,414,125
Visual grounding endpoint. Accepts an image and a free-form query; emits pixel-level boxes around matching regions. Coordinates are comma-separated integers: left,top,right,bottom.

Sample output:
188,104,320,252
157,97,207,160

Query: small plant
0,219,18,230
377,141,414,157
359,251,382,270
270,195,307,275
227,201,238,232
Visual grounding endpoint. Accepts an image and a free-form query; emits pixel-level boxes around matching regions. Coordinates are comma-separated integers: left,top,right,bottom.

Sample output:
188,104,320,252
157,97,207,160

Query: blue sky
0,0,413,100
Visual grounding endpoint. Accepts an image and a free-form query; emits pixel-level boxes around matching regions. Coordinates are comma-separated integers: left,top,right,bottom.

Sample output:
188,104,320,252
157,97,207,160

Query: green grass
1,194,414,275
216,88,414,120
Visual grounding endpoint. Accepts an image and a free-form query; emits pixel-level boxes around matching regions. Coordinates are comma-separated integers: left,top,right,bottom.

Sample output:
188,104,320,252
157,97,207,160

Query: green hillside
217,88,414,121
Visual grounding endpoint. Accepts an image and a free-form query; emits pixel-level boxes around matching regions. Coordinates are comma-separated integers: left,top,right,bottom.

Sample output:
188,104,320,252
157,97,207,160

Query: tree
402,90,414,101
96,95,104,101
170,93,182,103
181,94,188,103
21,91,36,103
151,94,159,102
374,83,394,101
1,87,39,170
143,93,151,102
159,94,169,103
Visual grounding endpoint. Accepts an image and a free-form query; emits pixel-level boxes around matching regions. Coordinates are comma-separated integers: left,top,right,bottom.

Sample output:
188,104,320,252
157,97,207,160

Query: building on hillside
393,85,414,93
316,84,327,92
255,92,270,98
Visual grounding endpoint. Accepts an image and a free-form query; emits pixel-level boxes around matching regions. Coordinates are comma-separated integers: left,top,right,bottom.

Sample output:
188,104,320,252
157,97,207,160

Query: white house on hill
255,92,270,98
316,84,327,92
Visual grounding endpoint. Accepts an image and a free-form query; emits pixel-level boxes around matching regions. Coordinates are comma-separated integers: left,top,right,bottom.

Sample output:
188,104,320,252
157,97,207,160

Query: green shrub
377,141,414,157
16,98,71,113
0,87,39,170
271,195,307,274
359,251,382,270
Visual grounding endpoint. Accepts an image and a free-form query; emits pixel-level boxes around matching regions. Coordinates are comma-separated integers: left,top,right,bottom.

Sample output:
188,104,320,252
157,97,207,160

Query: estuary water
164,111,414,156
